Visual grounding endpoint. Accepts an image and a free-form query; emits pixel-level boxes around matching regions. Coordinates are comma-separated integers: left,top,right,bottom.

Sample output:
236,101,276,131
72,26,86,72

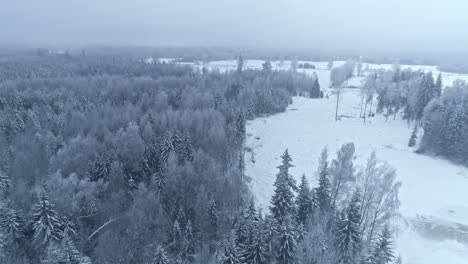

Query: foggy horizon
2,0,468,58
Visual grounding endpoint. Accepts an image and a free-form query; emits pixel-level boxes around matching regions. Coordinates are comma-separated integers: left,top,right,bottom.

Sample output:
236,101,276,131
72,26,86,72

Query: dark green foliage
152,246,170,264
408,126,417,147
270,150,296,222
31,185,62,246
219,241,240,264
419,82,468,164
295,174,313,224
276,220,298,264
335,189,362,264
314,147,332,214
370,226,394,264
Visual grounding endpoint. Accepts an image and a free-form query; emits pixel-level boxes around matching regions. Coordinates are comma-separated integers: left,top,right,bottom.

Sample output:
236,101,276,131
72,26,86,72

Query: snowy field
175,58,468,263
197,59,468,88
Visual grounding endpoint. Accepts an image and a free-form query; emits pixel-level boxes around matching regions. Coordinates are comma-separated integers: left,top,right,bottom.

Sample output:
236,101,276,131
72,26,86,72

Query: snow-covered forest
1,47,468,264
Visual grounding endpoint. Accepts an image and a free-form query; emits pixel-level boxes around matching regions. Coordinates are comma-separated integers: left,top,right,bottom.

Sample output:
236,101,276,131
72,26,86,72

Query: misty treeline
218,144,401,264
0,52,319,263
438,62,468,74
330,61,357,88
361,66,468,166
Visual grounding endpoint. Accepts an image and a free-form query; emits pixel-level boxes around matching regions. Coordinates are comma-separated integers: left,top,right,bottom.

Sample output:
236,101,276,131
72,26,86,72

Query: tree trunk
335,88,341,121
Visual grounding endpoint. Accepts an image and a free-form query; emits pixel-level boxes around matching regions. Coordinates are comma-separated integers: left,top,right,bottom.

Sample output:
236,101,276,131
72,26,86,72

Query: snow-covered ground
174,57,468,263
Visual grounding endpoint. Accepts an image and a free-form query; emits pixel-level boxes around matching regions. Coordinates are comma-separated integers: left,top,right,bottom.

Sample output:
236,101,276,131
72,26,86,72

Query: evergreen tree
435,73,442,97
310,72,321,98
276,220,297,264
371,226,394,264
270,150,296,222
42,235,91,264
31,185,62,246
153,246,170,264
262,61,272,72
184,220,195,261
408,126,417,147
0,171,11,200
443,106,465,159
336,189,362,264
239,225,268,264
296,174,313,224
219,241,240,264
277,149,297,191
208,197,218,227
88,151,112,182
237,55,244,74
0,207,24,241
170,219,182,252
315,147,332,213
244,199,260,223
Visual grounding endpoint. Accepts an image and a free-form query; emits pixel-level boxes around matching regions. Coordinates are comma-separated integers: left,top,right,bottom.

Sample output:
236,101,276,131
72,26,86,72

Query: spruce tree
371,226,394,264
408,126,417,147
335,189,362,264
219,241,241,264
315,147,332,214
276,220,297,264
435,73,442,97
43,235,91,264
0,207,24,241
31,184,62,246
296,174,313,224
208,197,218,227
270,150,297,222
153,246,170,264
184,220,195,262
0,171,11,200
240,225,268,264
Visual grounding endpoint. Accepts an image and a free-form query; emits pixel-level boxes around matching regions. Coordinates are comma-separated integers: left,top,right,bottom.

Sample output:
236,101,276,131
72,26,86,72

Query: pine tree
31,185,62,246
153,246,170,264
371,226,394,264
315,147,332,214
408,126,417,147
276,220,297,264
296,174,313,224
335,189,362,264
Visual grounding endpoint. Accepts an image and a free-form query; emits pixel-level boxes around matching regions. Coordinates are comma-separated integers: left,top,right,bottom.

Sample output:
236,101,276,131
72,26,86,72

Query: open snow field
175,58,468,263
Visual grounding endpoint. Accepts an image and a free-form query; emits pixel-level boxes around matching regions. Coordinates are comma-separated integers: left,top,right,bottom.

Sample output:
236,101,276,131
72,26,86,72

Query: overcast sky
1,0,467,56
